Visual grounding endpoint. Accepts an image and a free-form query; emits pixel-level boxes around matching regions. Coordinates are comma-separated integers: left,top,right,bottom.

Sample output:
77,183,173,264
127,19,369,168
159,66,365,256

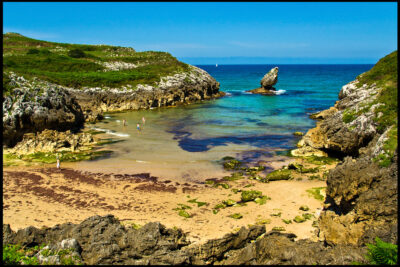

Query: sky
3,2,398,64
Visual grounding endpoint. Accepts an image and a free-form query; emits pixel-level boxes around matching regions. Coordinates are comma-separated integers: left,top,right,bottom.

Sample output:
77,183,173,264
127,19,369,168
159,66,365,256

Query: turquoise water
77,64,373,180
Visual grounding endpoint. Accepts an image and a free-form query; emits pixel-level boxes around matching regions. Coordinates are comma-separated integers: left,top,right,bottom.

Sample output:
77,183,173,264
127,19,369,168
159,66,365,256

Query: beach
3,156,335,245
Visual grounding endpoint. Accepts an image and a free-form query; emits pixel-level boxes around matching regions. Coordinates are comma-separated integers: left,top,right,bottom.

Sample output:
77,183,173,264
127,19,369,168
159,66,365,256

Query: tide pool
74,64,373,180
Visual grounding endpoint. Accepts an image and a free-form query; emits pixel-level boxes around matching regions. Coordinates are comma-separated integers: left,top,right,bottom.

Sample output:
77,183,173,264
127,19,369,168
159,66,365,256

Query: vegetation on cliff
356,50,397,132
3,32,190,90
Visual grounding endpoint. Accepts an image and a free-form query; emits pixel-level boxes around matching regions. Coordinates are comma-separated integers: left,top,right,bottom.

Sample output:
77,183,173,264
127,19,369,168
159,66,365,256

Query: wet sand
3,158,334,244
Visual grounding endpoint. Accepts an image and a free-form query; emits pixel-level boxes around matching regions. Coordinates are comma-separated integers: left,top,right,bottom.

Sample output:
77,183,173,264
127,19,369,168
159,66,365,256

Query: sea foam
90,127,130,137
275,90,286,95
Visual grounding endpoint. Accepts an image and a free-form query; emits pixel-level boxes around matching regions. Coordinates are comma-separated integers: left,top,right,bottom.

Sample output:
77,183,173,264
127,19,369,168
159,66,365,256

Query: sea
75,64,373,180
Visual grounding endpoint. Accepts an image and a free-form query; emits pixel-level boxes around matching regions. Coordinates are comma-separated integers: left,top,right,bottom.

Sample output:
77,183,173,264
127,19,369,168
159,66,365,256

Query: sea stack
247,67,279,95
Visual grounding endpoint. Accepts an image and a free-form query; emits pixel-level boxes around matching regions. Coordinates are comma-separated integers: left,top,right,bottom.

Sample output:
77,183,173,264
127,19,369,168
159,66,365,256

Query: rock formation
293,51,398,246
3,215,366,265
70,65,224,121
246,67,279,95
2,72,85,147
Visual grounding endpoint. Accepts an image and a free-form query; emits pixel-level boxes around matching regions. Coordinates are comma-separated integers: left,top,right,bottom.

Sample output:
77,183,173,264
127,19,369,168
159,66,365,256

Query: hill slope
3,32,190,90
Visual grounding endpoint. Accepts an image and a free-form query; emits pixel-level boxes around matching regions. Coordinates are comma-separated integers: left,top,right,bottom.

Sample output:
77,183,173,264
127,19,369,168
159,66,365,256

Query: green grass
373,126,398,168
3,32,190,91
356,51,397,133
342,108,357,123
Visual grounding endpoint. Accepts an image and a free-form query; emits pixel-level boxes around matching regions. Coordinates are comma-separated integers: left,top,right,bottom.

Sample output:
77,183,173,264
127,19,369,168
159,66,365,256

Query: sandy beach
3,158,334,245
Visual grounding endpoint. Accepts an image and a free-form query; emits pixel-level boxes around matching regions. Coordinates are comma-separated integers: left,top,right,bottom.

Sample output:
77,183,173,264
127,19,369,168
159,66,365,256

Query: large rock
260,67,279,89
293,80,380,156
4,129,97,155
246,67,279,95
3,72,85,147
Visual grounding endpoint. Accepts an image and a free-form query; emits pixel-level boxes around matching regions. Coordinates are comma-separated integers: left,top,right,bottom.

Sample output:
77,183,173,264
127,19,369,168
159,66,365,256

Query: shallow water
74,64,373,180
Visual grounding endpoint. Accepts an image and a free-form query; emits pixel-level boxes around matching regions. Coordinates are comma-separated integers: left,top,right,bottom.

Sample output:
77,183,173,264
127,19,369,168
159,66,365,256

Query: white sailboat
216,63,218,67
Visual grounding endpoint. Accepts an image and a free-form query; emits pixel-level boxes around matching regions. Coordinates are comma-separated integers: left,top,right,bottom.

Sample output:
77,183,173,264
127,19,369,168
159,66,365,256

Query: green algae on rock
266,169,292,181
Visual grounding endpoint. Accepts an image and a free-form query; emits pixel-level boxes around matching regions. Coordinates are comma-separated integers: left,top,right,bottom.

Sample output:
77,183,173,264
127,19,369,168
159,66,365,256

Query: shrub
68,48,86,58
27,48,40,54
365,237,397,265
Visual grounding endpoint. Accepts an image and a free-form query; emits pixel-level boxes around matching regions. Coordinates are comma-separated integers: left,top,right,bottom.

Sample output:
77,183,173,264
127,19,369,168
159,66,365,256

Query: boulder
3,72,85,147
260,67,279,89
246,67,279,95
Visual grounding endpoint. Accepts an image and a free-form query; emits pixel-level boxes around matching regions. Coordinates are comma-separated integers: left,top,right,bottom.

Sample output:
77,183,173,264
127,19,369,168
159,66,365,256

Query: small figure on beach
137,123,141,131
56,154,60,169
142,117,146,125
123,119,127,126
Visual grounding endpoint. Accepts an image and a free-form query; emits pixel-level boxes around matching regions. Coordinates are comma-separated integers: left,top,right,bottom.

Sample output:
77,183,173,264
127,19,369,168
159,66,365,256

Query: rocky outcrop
247,67,279,95
293,81,380,156
3,72,85,147
4,129,97,155
3,215,367,265
261,67,279,89
70,65,224,120
292,54,398,247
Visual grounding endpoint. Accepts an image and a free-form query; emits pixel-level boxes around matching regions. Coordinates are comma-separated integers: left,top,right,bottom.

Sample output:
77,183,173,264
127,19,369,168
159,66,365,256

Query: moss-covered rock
266,169,292,181
223,172,244,181
256,218,271,225
178,210,191,218
302,213,314,220
223,159,242,170
223,199,237,207
254,195,270,205
294,215,306,223
241,190,262,202
228,213,243,219
282,219,292,224
299,205,310,211
271,226,286,231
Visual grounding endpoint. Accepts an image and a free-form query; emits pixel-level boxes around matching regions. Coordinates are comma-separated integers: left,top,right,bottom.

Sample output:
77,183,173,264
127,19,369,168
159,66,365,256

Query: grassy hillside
3,32,190,91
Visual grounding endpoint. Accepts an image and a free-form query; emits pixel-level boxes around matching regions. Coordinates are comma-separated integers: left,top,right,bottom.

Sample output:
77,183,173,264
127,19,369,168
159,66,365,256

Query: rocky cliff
70,65,223,122
293,51,398,246
3,72,85,147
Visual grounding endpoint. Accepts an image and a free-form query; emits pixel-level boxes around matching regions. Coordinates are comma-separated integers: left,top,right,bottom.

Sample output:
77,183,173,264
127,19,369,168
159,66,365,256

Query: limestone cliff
70,65,223,122
293,51,398,246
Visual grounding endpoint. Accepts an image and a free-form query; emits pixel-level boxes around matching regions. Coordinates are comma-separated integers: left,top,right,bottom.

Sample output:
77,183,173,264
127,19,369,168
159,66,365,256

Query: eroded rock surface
3,72,85,147
70,65,224,120
3,215,367,265
247,67,279,95
292,69,398,246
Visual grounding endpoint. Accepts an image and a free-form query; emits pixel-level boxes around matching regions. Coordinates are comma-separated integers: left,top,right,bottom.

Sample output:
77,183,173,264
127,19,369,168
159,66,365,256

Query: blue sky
3,2,398,64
